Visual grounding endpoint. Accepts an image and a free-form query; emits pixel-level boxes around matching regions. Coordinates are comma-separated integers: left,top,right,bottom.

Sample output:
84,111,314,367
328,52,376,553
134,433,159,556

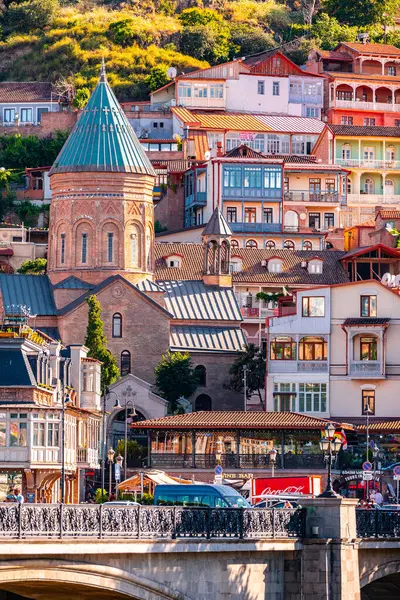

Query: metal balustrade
0,504,305,540
356,509,400,538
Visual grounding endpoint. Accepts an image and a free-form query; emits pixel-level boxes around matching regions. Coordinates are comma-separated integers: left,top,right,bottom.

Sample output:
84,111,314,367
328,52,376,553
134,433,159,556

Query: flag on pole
334,429,348,450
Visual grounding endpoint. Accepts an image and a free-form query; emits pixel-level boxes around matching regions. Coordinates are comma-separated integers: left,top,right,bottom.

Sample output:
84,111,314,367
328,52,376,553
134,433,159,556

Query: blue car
154,484,251,508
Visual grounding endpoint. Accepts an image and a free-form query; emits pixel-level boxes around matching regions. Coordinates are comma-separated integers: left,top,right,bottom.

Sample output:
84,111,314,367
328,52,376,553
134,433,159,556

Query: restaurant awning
117,469,193,491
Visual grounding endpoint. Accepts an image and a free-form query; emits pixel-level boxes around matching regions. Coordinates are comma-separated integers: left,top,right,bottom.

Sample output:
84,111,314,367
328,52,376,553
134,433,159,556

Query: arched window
121,350,131,376
107,232,114,263
386,145,396,161
195,394,212,411
112,313,122,338
265,240,275,249
231,239,239,249
284,210,298,231
270,337,296,360
195,365,206,386
60,233,66,265
385,179,395,195
81,232,88,264
246,239,258,248
284,240,295,250
131,233,138,266
303,240,312,250
364,177,374,194
299,337,327,361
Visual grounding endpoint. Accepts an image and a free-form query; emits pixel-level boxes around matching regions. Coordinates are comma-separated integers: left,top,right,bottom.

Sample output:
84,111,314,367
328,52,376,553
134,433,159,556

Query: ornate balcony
349,361,383,378
284,191,341,203
336,158,400,170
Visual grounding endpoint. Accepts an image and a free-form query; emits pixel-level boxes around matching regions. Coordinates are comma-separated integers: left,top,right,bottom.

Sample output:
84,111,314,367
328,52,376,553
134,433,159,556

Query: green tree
227,344,266,410
115,439,146,465
325,0,400,26
3,0,59,32
154,350,199,412
179,7,222,27
17,257,47,275
229,24,274,57
108,18,156,48
72,88,90,109
312,14,358,50
84,295,119,392
146,66,170,93
180,24,231,64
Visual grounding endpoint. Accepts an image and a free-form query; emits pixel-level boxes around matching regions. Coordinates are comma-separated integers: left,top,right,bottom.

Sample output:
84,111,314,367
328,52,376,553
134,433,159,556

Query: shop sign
223,473,254,480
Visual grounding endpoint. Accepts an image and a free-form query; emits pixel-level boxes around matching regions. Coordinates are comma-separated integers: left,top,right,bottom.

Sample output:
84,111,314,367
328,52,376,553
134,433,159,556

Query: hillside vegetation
0,0,399,100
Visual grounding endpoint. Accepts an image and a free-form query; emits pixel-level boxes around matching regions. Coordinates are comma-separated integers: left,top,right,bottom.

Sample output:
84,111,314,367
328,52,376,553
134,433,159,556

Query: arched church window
107,232,114,263
121,350,131,376
195,365,206,387
60,233,66,264
131,233,138,267
112,313,122,338
81,233,88,264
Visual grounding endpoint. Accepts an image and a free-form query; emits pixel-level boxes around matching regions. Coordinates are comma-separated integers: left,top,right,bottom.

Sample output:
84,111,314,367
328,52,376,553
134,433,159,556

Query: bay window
270,337,296,360
299,337,327,361
9,413,27,447
299,383,327,413
302,296,325,317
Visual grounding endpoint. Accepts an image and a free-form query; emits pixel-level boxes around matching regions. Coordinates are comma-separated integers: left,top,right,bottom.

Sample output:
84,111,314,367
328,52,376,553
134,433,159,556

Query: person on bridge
13,488,24,503
370,489,383,505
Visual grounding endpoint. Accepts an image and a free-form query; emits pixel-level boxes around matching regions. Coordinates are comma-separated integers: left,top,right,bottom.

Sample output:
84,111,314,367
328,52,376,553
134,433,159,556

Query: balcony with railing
336,158,400,170
151,452,325,470
284,191,341,203
331,99,400,112
347,193,400,205
268,360,329,374
349,361,384,378
185,191,207,208
240,306,279,320
223,187,282,200
289,93,323,105
230,222,282,233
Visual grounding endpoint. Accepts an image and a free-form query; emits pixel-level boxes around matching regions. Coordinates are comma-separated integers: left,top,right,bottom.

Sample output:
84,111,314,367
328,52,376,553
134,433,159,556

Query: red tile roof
376,210,400,219
340,42,400,56
131,410,353,430
317,50,353,60
0,82,53,103
155,244,348,285
328,72,400,84
332,417,400,433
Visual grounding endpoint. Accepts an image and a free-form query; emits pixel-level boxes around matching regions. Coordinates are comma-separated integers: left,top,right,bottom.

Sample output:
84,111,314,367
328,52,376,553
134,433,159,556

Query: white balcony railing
349,361,383,377
332,99,400,112
268,361,328,373
180,96,225,109
347,193,400,205
336,158,400,170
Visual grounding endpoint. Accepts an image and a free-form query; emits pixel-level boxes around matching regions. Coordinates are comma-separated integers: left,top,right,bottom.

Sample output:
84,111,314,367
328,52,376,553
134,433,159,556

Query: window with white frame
299,383,327,412
273,383,296,412
9,413,28,447
268,258,283,273
194,85,207,98
20,108,33,122
273,82,280,96
308,259,323,274
258,81,265,95
306,107,319,118
178,83,191,98
342,144,351,160
290,82,302,96
210,84,224,98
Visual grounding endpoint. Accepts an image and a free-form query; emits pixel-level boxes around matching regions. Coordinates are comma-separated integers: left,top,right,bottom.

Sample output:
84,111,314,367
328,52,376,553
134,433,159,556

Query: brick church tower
47,63,156,286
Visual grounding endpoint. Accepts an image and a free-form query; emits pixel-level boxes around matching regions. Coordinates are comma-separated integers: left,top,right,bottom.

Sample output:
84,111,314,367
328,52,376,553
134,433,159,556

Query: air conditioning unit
261,260,267,267
170,99,177,107
301,261,307,268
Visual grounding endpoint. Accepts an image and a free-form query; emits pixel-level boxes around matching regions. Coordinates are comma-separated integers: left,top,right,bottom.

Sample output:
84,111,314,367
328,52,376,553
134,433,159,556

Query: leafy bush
17,257,47,275
146,65,170,93
3,0,59,32
72,87,90,108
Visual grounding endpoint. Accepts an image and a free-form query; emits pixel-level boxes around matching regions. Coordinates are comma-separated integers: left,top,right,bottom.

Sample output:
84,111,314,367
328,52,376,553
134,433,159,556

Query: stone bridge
0,500,399,600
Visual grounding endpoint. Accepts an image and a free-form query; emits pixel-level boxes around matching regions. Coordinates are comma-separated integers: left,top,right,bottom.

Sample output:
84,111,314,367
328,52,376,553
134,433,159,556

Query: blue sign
393,465,400,476
215,465,223,475
362,461,373,472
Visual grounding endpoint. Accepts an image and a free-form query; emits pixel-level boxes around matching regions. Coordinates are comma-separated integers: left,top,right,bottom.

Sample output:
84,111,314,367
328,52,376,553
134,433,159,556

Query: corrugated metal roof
50,66,155,176
158,280,242,321
330,124,400,138
332,417,400,433
202,208,232,237
256,115,325,134
53,276,93,290
343,318,390,325
189,130,209,160
0,275,57,316
171,107,201,125
328,72,400,83
170,325,246,352
132,410,353,430
135,279,165,293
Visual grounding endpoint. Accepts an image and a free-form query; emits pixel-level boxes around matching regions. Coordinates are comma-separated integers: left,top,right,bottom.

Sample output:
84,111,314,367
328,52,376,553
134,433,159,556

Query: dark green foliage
84,295,119,392
115,439,147,464
0,192,15,222
325,0,400,26
227,344,266,410
72,87,90,109
14,200,48,226
179,8,222,27
108,18,157,48
229,24,274,57
0,131,69,172
17,257,47,274
146,66,170,93
154,350,199,412
3,0,59,32
180,24,231,64
312,14,358,50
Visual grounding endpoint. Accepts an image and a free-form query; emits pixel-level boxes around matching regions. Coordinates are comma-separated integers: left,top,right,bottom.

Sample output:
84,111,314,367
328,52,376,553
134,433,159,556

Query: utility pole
243,365,248,411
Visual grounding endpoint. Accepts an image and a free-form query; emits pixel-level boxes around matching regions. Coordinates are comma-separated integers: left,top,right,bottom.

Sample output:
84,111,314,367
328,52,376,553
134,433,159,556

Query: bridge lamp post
60,357,71,504
101,389,119,498
107,447,115,497
269,447,277,478
318,423,342,498
115,454,123,499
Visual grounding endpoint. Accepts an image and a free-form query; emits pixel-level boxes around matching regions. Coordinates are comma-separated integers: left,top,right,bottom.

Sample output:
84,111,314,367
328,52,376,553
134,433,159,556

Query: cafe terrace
131,411,353,473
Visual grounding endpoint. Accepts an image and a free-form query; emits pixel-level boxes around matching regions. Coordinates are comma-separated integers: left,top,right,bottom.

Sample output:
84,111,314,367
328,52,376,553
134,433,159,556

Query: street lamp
60,357,71,504
114,395,137,482
364,403,374,500
318,424,342,498
115,454,123,499
107,447,115,497
269,447,277,478
243,365,248,412
101,388,119,497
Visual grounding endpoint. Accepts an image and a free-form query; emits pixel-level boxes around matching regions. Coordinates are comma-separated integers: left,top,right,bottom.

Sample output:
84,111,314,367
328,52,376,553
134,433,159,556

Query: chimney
216,141,223,157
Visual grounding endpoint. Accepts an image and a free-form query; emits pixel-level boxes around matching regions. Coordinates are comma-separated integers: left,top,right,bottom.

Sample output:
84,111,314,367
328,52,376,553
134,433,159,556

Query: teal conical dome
50,64,155,176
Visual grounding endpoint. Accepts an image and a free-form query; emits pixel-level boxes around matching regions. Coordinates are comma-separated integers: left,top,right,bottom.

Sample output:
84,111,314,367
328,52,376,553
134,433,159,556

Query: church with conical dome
0,67,245,413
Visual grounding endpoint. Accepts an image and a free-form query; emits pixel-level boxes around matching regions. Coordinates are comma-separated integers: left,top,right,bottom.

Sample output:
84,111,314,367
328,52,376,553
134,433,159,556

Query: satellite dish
172,133,180,140
204,150,211,161
167,67,177,79
300,213,307,220
381,272,394,286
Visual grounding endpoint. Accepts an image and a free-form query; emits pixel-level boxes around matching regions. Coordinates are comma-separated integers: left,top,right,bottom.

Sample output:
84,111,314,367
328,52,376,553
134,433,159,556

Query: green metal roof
0,275,57,316
50,63,155,176
53,276,93,290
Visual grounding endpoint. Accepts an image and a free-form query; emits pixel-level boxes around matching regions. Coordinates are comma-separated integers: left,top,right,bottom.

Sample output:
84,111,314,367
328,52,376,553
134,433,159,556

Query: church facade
0,66,245,412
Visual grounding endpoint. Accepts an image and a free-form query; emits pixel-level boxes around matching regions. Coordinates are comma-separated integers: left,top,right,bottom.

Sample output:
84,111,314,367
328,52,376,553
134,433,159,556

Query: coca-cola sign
251,476,321,501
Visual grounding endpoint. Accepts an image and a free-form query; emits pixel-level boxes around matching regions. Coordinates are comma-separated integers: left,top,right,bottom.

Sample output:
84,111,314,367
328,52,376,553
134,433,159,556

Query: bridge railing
356,509,400,538
0,504,305,540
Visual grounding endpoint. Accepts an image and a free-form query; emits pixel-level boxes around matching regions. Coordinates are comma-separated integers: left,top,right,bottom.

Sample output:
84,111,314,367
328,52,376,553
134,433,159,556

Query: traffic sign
215,465,223,475
394,474,400,481
214,474,223,484
362,472,373,481
393,465,400,476
362,461,373,471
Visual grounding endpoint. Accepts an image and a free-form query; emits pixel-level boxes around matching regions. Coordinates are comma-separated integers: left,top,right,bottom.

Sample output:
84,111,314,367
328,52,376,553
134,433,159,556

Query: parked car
154,484,251,508
254,499,298,509
104,501,141,506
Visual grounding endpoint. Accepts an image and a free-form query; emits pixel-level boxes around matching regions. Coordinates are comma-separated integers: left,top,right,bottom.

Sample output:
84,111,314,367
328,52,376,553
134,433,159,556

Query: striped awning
170,325,246,353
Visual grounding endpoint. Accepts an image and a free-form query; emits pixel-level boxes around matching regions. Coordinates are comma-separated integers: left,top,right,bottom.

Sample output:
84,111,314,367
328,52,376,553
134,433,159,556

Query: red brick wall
154,184,185,231
0,111,77,138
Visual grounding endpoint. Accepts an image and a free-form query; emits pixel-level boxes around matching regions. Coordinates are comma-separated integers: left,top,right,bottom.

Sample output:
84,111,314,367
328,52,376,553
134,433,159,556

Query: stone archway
0,559,189,600
361,559,400,592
